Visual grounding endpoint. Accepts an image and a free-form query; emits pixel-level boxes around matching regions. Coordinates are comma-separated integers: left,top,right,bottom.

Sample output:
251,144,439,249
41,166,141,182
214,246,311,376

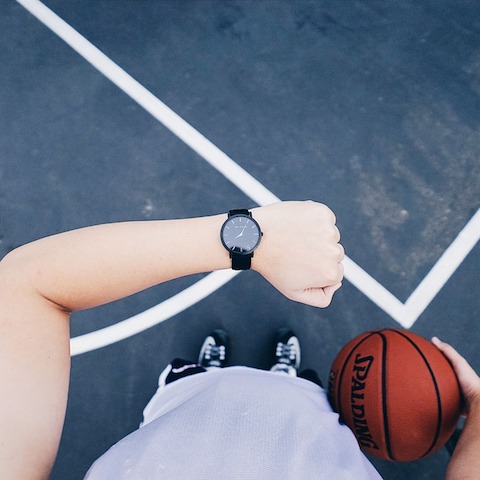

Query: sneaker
270,328,301,377
198,329,229,369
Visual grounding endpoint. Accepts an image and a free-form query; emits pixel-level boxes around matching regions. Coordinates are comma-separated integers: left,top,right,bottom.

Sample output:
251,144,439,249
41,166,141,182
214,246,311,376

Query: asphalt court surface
1,1,480,479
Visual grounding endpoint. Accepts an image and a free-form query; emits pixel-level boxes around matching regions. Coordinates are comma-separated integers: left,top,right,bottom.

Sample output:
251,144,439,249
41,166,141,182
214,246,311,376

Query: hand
432,338,480,480
432,337,480,414
251,201,344,308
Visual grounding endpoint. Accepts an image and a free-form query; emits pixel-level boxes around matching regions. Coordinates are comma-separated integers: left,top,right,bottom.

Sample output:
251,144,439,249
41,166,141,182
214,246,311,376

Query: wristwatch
220,209,263,270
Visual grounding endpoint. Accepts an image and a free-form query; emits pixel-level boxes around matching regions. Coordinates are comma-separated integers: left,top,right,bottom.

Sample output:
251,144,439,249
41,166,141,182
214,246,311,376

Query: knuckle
330,225,341,241
313,202,336,222
322,224,339,241
325,266,340,283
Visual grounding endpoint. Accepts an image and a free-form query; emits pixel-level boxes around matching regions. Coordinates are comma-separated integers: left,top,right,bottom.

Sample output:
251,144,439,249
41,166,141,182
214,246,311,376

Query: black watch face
221,214,262,254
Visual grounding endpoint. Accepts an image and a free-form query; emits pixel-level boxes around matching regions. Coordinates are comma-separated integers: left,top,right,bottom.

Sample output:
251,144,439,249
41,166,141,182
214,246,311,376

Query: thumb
293,282,342,308
432,336,480,410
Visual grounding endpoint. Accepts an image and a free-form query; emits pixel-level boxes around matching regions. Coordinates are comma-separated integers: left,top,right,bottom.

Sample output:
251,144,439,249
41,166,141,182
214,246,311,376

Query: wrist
248,206,274,275
468,393,480,416
249,203,292,277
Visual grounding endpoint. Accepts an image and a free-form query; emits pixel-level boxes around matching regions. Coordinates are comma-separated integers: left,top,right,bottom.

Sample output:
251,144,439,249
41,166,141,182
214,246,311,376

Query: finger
324,262,344,285
324,282,343,298
330,225,341,243
337,261,344,282
337,243,345,262
314,202,336,225
432,337,469,371
320,260,344,286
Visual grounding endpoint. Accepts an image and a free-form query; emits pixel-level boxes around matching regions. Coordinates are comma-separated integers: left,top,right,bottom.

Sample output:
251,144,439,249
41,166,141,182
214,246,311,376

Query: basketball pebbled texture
328,329,462,462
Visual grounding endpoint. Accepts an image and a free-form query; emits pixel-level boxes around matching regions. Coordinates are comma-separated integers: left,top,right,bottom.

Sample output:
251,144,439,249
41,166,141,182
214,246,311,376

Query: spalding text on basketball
351,353,379,450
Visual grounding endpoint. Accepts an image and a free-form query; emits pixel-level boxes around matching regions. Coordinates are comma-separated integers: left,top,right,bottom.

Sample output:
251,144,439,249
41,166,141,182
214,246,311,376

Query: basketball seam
390,329,443,458
378,331,394,461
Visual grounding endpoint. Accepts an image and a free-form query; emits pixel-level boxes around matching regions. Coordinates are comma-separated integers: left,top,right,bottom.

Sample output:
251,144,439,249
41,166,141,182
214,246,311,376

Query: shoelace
276,342,296,363
205,344,226,361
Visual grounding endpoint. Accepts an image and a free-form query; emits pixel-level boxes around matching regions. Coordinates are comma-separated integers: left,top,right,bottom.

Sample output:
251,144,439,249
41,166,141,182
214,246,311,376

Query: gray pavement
1,1,479,478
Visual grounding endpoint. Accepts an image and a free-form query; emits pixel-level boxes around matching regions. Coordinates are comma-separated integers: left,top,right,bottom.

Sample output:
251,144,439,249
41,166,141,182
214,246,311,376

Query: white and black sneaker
198,329,229,369
270,328,301,377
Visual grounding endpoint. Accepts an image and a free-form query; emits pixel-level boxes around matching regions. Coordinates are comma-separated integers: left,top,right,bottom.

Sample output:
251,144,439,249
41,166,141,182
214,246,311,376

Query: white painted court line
70,270,240,356
341,256,406,321
402,208,480,328
16,0,278,208
17,0,480,354
345,209,480,329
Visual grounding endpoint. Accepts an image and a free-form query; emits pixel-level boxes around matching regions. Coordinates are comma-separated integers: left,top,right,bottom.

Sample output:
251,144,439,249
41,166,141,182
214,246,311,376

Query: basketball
327,329,462,462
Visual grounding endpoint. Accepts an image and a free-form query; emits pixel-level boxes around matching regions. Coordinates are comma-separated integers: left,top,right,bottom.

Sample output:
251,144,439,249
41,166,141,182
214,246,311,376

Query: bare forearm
446,398,480,480
1,215,229,312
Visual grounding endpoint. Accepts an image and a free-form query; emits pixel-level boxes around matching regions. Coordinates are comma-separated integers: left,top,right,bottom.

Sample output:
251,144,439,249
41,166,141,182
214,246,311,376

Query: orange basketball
328,329,461,462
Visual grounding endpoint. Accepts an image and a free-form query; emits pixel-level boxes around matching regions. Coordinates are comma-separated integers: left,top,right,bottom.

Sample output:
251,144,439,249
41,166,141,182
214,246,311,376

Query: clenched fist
251,201,344,308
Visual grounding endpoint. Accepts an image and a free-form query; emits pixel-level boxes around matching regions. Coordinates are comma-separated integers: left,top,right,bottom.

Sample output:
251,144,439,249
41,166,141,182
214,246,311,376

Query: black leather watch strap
228,210,252,270
230,251,252,270
228,209,250,217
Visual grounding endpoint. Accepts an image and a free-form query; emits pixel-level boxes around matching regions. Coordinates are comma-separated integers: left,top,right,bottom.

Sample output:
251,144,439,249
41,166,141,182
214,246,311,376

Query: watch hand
234,225,247,239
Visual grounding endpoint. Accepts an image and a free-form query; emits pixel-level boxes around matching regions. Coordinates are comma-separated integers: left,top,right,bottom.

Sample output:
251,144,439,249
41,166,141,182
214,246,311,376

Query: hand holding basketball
252,201,344,308
328,329,462,462
431,337,480,414
431,337,480,480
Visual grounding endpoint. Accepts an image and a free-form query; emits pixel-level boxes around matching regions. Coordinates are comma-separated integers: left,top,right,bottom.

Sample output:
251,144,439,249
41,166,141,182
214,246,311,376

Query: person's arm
0,200,344,480
431,337,480,480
